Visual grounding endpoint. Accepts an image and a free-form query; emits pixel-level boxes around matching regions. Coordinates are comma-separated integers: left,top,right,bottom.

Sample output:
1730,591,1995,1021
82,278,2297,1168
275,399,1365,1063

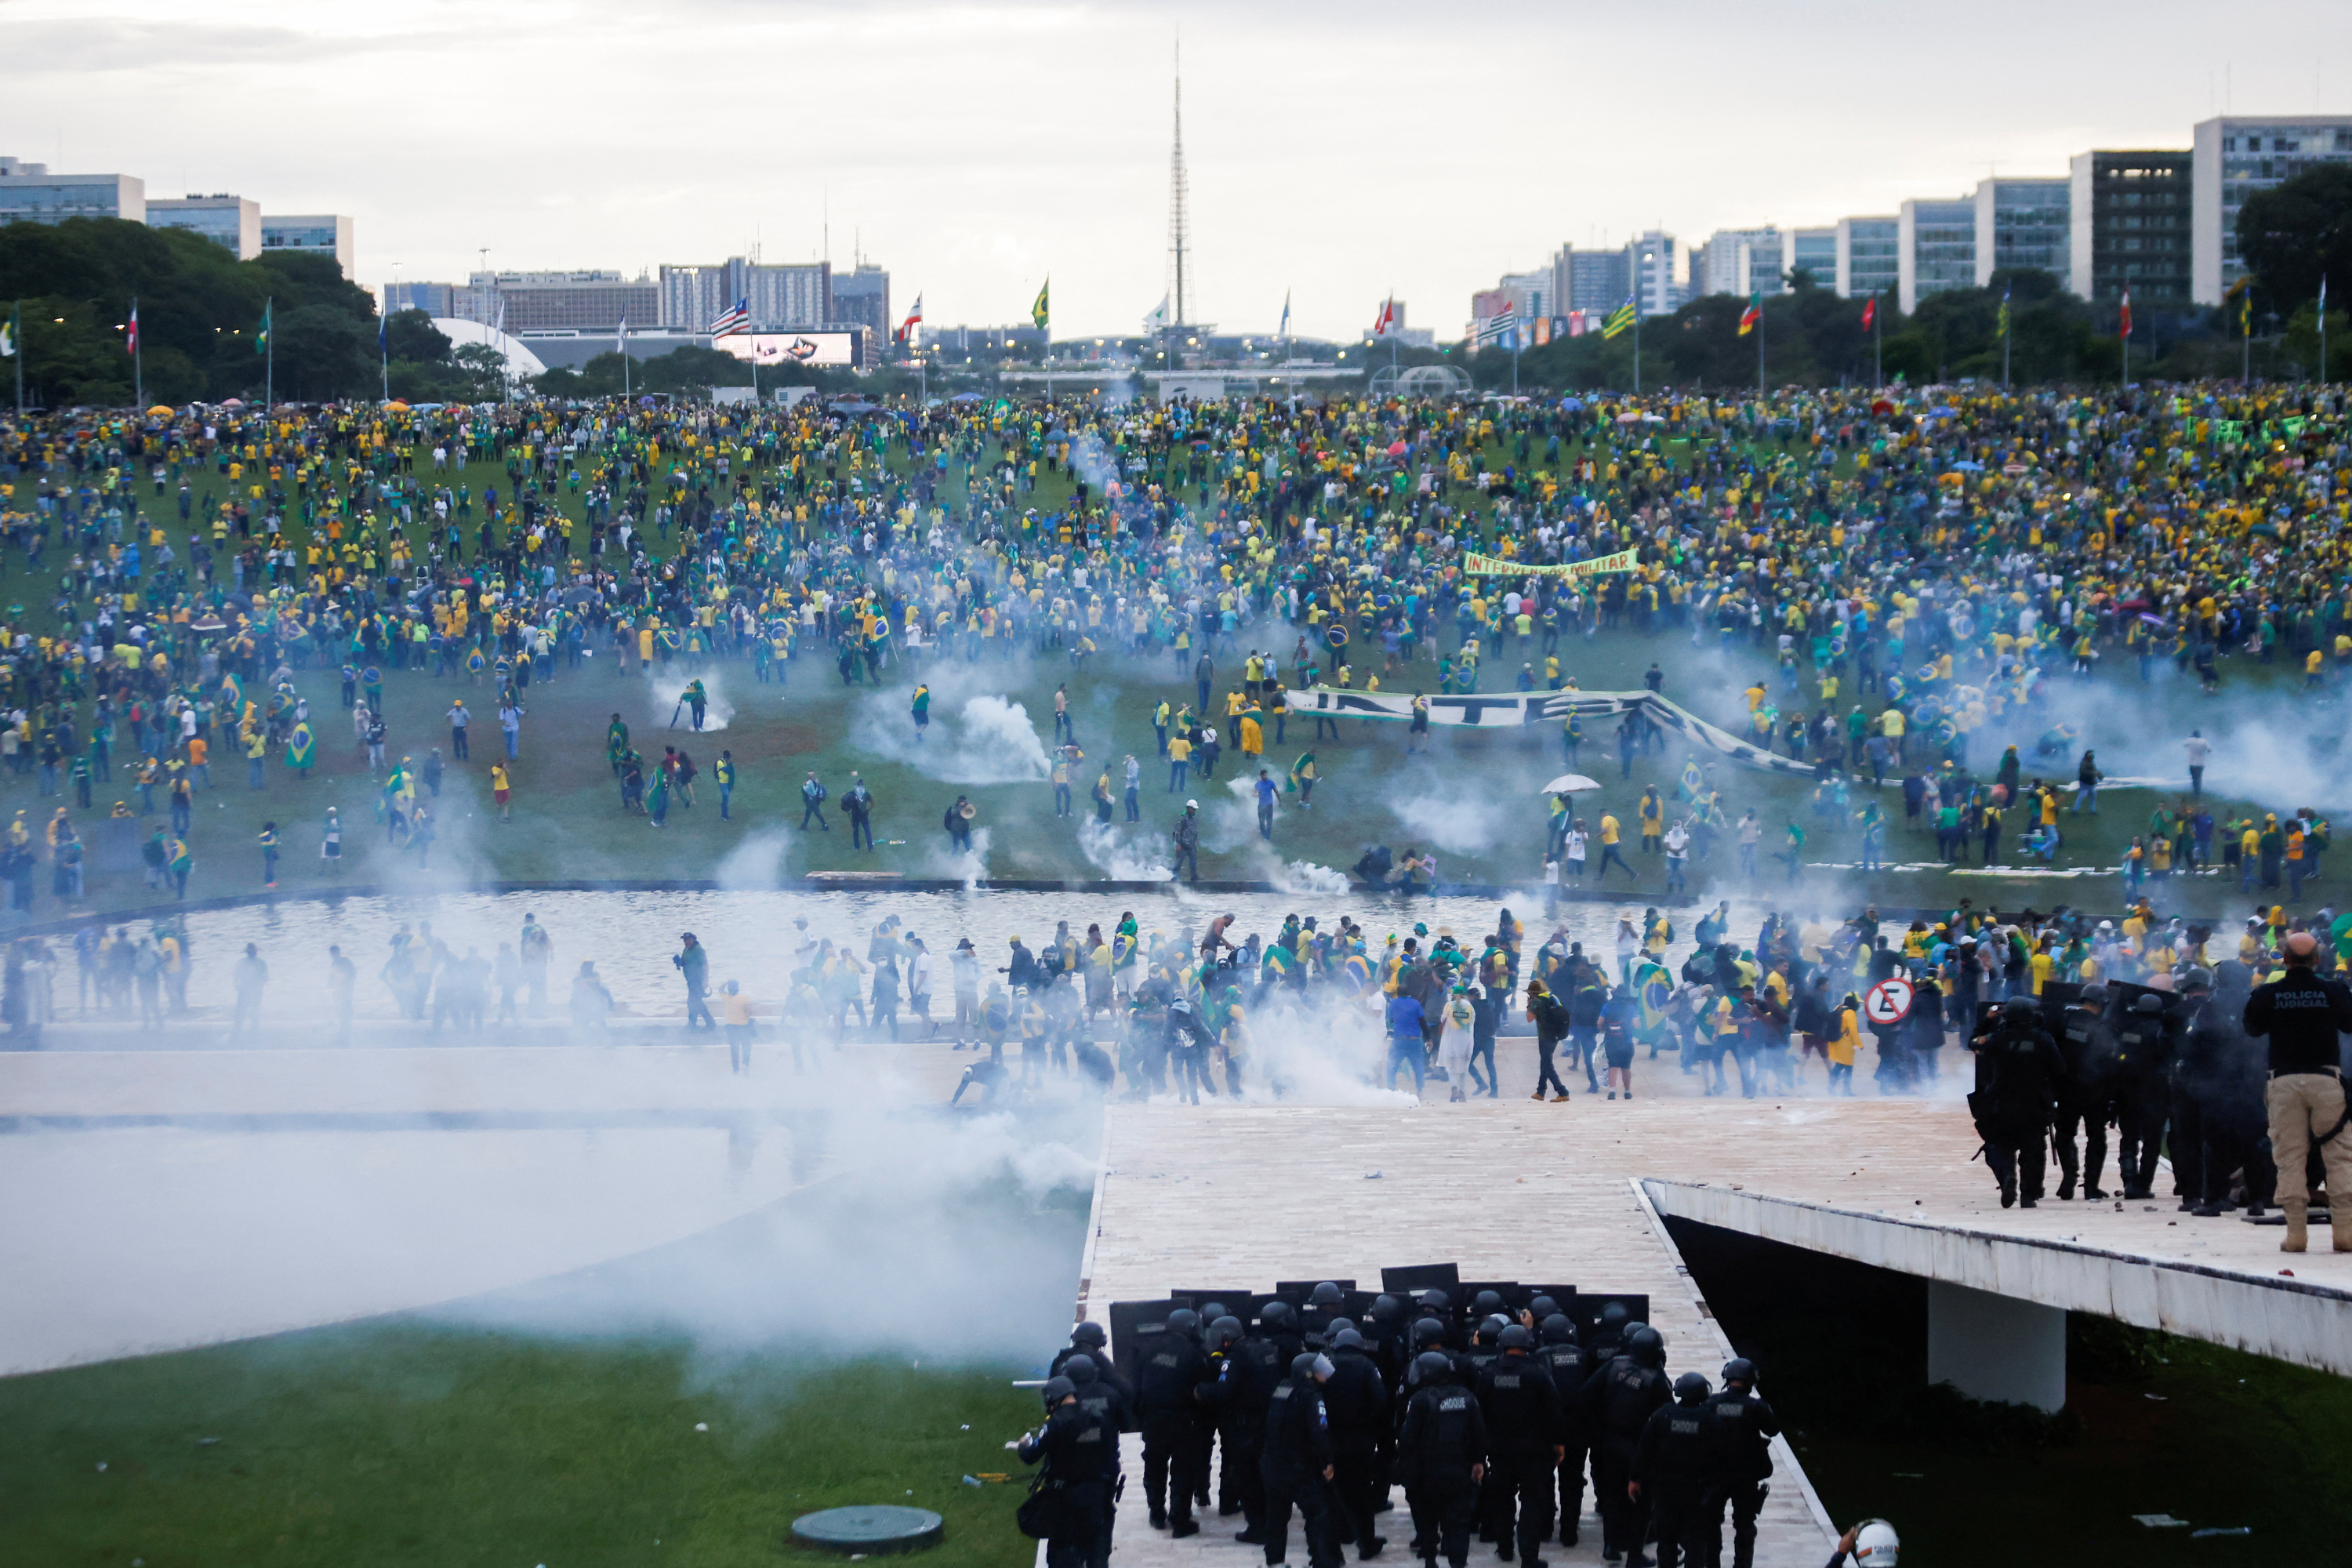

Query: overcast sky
6,0,2349,339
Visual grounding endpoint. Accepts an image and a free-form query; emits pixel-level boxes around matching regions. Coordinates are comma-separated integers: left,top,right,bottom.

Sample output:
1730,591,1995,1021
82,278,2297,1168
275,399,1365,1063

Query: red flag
125,301,140,358
1860,296,1876,332
1373,298,1398,338
2118,289,2132,340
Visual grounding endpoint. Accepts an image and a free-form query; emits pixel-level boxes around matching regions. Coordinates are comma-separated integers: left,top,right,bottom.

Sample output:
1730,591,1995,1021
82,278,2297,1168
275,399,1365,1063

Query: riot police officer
1534,1316,1595,1549
1062,1353,1132,1434
2112,991,2174,1200
1630,1374,1713,1568
1582,1324,1670,1563
1476,1323,1565,1568
1972,996,2064,1208
1701,1358,1780,1568
1396,1349,1486,1568
1135,1307,1210,1535
1323,1327,1391,1559
2052,984,2117,1200
1262,1352,1342,1568
1018,1375,1120,1568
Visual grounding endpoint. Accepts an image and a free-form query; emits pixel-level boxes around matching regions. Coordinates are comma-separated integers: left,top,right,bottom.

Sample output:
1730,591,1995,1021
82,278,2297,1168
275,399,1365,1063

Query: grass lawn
0,1328,1045,1568
22,437,2340,921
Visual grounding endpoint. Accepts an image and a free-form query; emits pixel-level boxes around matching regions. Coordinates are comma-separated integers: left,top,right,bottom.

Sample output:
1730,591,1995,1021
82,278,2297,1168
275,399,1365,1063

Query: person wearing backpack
1528,977,1572,1102
800,771,829,830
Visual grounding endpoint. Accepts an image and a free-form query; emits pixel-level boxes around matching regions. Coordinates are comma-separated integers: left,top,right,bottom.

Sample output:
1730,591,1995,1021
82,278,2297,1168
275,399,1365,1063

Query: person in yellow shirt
2307,647,2326,691
1167,731,1192,793
1828,994,1860,1094
1596,812,1634,880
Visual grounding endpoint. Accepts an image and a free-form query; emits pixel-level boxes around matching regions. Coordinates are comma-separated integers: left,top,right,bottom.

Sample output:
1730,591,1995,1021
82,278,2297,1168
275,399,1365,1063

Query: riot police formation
1969,996,2066,1208
1397,1348,1486,1568
1474,1324,1566,1568
1531,1315,1596,1550
1322,1328,1393,1559
2050,985,2117,1201
2171,967,2278,1219
1629,1373,1713,1568
1018,1375,1122,1568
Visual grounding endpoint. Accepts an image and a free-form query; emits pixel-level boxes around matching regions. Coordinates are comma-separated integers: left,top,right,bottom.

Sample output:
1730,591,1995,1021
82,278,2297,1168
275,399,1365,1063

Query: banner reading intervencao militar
1461,547,1638,579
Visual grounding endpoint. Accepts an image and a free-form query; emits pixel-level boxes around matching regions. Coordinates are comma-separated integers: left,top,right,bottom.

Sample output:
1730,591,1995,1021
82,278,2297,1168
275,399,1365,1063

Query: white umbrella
1540,775,1602,793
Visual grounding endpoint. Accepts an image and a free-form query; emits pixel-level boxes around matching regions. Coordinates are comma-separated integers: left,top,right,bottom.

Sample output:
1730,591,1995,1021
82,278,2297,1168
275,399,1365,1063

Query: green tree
2237,164,2352,314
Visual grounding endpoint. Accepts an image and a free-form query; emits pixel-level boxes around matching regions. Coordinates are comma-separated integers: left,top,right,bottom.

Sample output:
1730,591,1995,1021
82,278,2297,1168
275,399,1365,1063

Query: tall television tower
1167,37,1189,332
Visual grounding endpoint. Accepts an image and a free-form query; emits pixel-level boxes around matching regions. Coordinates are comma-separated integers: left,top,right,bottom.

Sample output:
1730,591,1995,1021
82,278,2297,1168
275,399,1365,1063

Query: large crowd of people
0,379,2345,906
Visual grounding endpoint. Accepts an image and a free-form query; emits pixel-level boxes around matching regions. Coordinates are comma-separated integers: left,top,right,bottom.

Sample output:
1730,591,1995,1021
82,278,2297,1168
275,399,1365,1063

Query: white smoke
924,824,993,888
646,668,738,733
1076,819,1174,882
1389,787,1520,855
714,828,792,891
853,691,1052,785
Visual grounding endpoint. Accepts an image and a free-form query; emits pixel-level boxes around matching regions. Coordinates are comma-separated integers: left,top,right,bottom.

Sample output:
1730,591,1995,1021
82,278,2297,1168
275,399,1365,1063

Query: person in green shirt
1774,820,1806,882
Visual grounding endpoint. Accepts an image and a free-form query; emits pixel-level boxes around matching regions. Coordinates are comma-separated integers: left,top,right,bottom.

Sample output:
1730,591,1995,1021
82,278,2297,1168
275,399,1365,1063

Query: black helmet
2183,967,2215,993
1207,1316,1243,1351
2002,996,2038,1025
1261,1300,1297,1331
1418,1288,1451,1316
1673,1372,1710,1403
1628,1325,1665,1367
2132,992,2164,1014
1165,1308,1199,1336
1072,1321,1107,1348
1412,1317,1447,1348
1331,1326,1365,1351
2081,982,2110,1004
1527,1294,1559,1321
1721,1357,1756,1388
1599,1301,1630,1330
1540,1313,1578,1345
1370,1294,1403,1324
1309,1281,1344,1308
1290,1352,1326,1382
1043,1375,1076,1406
1472,1290,1504,1316
1197,1301,1229,1324
1498,1323,1534,1351
1063,1353,1098,1385
1414,1350,1454,1382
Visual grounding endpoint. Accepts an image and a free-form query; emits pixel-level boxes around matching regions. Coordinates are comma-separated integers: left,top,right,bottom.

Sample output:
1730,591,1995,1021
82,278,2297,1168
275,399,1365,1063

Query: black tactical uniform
2053,994,2117,1200
2111,993,2174,1199
1630,1377,1712,1568
1702,1363,1780,1568
1581,1328,1670,1563
1396,1353,1486,1568
1323,1330,1391,1559
1475,1332,1565,1567
1262,1355,1342,1568
1533,1318,1595,1548
1973,1000,2065,1207
1018,1387,1121,1568
1134,1314,1210,1534
2169,980,2227,1210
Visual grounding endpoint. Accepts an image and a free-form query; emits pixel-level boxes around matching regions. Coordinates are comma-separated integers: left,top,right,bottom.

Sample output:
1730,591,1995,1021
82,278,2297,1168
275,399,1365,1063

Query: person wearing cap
673,931,713,1030
2243,930,2352,1252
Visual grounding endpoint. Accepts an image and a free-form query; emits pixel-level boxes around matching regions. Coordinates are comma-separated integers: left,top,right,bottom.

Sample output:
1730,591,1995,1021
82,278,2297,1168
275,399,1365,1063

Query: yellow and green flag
1601,299,1636,339
1031,279,1050,331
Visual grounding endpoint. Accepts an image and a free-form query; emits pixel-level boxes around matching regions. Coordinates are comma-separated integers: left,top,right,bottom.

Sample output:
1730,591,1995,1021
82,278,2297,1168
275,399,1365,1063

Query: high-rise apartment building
460,270,658,333
660,260,833,332
1695,227,1786,299
829,264,892,339
1788,227,1836,289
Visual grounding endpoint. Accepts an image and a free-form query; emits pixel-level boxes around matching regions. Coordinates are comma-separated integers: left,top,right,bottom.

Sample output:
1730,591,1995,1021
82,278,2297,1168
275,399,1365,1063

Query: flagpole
1756,298,1765,397
622,320,632,398
1633,302,1642,397
1874,295,1882,390
2001,291,2011,391
12,300,21,418
2322,278,2330,385
132,295,143,410
265,296,274,411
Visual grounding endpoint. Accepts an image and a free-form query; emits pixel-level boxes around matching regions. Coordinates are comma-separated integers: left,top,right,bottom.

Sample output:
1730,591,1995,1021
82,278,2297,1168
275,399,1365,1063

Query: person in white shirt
2183,730,2211,797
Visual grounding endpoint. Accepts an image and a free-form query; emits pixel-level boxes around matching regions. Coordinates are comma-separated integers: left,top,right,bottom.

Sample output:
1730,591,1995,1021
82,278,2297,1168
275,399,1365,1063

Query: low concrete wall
1642,1178,2352,1378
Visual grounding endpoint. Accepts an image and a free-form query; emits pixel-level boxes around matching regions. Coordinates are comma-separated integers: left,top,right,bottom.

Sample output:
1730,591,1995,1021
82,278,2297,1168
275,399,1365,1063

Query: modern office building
829,263,892,339
1898,197,1976,313
381,281,460,318
1627,230,1680,317
1835,216,1899,301
148,194,260,259
1973,178,2070,285
459,270,659,334
2191,115,2352,303
1694,227,1785,299
659,260,833,332
261,215,355,278
1788,227,1836,289
2068,151,2194,308
0,158,144,225
1551,245,1632,314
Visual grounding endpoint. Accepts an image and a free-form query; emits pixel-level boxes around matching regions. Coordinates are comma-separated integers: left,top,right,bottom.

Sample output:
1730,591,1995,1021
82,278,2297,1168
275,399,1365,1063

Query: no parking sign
1864,977,1915,1027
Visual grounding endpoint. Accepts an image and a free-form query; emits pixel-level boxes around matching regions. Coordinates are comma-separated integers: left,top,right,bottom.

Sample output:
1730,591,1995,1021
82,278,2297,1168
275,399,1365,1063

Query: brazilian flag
1634,960,1675,1033
285,721,315,771
1031,279,1050,331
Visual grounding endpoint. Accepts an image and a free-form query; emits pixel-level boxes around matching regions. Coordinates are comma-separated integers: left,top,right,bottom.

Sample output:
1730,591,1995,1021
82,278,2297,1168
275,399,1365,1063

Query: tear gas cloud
645,667,740,732
851,673,1052,786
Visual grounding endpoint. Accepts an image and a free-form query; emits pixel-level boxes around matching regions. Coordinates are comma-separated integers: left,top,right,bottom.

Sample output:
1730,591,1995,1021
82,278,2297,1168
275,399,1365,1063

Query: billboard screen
713,331,858,368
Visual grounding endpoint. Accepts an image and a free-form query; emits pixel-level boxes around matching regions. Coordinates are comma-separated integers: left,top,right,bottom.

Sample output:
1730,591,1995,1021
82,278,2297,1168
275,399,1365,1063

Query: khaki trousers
2265,1071,2352,1209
